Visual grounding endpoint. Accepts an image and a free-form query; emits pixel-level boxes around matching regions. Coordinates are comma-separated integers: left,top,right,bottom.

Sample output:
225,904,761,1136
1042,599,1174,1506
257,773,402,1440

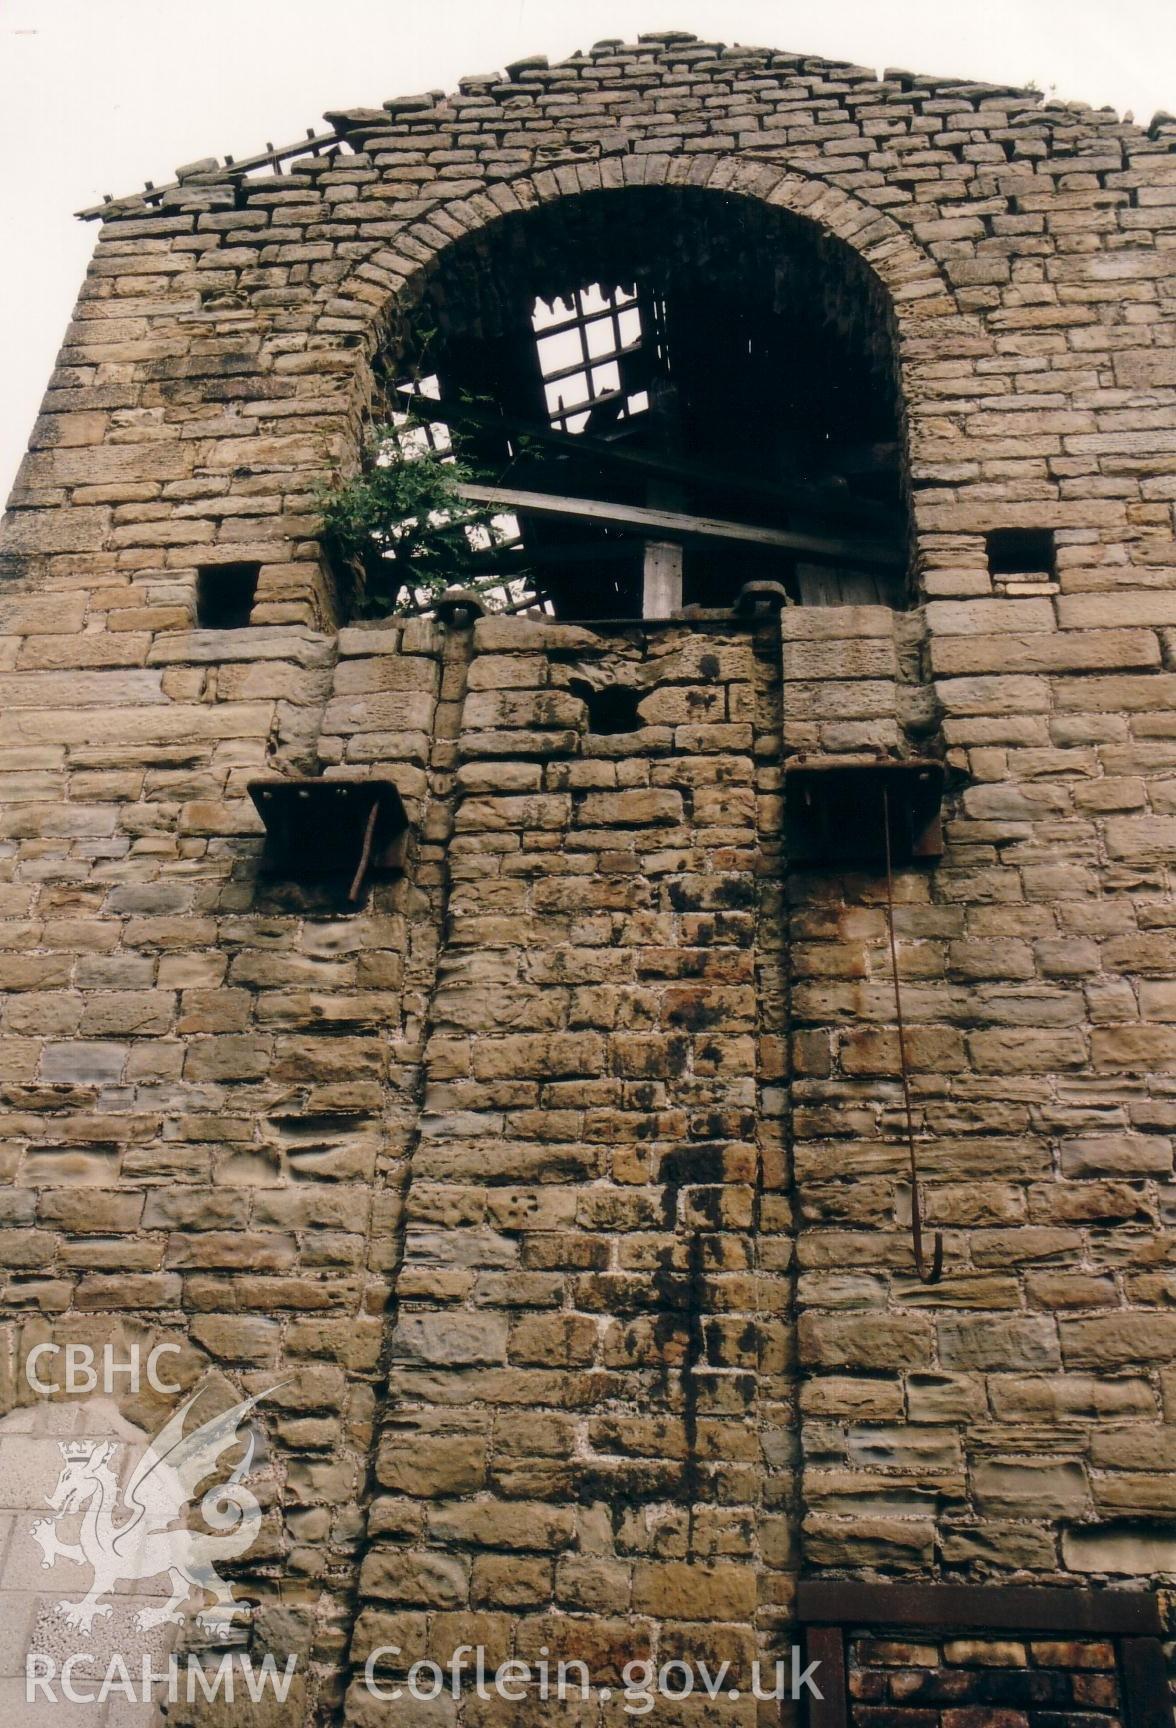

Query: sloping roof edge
77,30,1162,222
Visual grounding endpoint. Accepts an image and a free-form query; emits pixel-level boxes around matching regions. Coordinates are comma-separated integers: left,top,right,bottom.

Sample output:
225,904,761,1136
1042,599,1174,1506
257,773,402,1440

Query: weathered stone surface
392,1312,509,1366
1,35,1175,1728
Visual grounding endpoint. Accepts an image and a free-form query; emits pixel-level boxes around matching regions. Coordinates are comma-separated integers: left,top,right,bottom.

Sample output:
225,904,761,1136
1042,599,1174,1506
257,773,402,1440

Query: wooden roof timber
455,483,905,569
77,130,340,220
392,386,900,532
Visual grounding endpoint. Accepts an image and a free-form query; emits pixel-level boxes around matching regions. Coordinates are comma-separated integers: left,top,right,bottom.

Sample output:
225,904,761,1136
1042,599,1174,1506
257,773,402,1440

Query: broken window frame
532,283,651,434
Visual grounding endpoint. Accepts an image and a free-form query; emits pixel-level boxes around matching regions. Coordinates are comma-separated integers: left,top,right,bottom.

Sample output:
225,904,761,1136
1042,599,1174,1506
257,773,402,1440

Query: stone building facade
2,29,1176,1728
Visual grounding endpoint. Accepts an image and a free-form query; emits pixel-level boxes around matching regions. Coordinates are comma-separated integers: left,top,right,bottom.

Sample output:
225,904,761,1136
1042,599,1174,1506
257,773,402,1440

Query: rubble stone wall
2,30,1176,1727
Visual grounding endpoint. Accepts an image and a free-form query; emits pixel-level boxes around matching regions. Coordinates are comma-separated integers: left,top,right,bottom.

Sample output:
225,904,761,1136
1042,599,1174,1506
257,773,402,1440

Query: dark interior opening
196,562,259,629
569,679,645,735
371,187,909,620
986,527,1055,579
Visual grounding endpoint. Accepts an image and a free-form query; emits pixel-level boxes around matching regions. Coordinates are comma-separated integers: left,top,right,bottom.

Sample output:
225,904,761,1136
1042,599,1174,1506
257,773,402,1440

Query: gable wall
2,33,1176,1726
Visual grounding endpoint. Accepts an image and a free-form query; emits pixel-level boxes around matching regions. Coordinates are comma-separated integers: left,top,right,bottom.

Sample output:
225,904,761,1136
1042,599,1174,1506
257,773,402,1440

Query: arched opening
363,186,910,620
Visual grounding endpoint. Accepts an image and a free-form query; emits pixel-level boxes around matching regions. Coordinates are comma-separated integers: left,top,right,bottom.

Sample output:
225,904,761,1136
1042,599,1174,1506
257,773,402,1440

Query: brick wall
1,30,1175,1727
848,1632,1125,1725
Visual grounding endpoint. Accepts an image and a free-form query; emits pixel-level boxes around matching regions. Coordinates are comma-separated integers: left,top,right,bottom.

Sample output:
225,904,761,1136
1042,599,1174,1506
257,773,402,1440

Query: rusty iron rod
348,800,381,904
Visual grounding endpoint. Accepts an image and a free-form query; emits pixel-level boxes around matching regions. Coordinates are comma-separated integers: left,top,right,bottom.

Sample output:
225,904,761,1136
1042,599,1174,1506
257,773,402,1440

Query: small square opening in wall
196,563,259,629
986,527,1055,579
568,679,644,735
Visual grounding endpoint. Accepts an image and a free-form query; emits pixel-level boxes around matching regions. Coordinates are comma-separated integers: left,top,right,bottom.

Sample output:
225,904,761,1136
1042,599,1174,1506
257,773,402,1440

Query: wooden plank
796,564,891,607
642,395,685,617
1120,1638,1175,1728
455,483,904,569
393,386,900,530
804,1627,848,1728
796,1580,1163,1636
642,540,683,617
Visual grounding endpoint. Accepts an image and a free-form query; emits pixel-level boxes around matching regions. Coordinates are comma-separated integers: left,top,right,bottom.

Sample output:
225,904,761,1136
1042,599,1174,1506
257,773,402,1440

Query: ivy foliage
316,405,524,619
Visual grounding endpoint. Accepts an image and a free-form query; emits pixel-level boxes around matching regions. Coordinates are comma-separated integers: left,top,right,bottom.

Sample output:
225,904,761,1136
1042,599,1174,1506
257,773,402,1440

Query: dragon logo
30,1385,272,1637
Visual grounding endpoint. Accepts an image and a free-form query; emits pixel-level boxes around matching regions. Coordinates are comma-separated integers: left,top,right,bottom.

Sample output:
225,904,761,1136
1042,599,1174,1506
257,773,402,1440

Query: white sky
2,0,1174,503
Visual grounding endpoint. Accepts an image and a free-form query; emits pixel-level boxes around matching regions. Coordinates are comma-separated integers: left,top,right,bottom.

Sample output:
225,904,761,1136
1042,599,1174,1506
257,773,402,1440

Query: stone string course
1,28,1176,1728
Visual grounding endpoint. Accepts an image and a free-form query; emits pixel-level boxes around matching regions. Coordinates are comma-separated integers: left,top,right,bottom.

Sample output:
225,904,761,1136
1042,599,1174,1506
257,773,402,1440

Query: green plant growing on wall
317,406,525,618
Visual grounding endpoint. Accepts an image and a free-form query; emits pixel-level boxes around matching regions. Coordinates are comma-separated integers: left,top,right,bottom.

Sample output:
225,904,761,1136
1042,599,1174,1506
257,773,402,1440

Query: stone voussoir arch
311,148,986,611
327,149,983,410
